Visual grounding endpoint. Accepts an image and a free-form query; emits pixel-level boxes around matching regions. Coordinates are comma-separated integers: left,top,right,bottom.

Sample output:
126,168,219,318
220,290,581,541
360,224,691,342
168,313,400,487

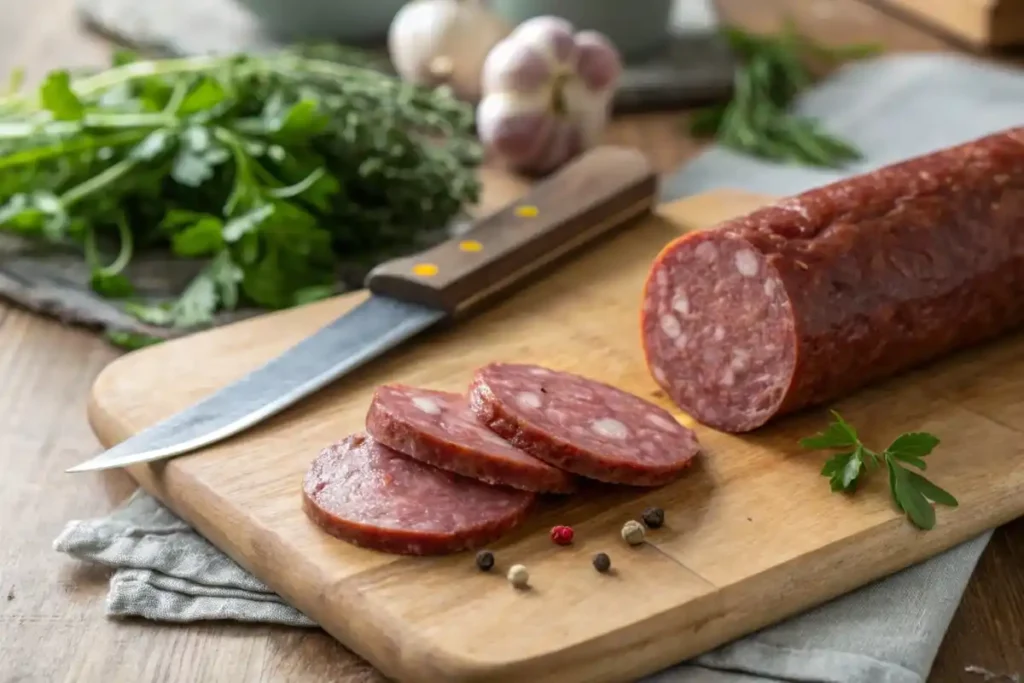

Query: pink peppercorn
550,525,574,545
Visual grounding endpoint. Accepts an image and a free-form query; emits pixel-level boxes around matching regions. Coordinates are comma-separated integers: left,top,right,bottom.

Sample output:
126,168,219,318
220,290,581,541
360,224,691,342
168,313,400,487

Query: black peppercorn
642,507,665,529
475,550,495,571
592,552,611,573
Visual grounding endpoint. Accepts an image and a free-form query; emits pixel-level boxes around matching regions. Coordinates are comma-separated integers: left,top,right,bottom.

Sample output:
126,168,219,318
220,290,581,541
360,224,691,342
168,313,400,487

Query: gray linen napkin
56,51,1023,681
54,489,314,627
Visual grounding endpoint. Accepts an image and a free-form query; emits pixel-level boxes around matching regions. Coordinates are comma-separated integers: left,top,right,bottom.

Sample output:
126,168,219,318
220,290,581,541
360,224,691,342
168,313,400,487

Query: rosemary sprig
692,22,882,168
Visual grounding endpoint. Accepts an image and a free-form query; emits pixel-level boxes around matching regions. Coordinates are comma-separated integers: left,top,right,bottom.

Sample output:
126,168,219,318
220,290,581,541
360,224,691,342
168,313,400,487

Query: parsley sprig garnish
799,411,958,530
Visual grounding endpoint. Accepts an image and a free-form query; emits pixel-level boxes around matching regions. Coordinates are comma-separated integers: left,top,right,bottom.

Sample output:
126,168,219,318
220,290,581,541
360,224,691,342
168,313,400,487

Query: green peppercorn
475,550,495,571
642,507,665,529
592,552,611,573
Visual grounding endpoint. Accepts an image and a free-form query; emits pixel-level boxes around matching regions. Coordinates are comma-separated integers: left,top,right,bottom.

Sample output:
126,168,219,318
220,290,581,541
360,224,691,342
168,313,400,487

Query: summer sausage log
365,384,577,494
302,433,535,555
469,363,700,486
640,127,1024,433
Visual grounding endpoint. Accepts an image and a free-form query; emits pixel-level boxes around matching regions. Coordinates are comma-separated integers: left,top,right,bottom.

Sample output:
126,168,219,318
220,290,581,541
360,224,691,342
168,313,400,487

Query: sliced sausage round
302,433,535,555
468,363,700,486
366,385,576,494
640,127,1024,432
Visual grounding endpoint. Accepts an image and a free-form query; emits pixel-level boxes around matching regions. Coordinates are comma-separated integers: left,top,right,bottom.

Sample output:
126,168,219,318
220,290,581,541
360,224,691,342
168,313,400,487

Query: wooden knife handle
365,146,657,316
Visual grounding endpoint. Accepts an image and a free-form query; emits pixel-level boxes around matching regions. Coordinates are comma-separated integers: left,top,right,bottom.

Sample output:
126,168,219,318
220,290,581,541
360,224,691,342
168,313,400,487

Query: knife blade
68,145,658,473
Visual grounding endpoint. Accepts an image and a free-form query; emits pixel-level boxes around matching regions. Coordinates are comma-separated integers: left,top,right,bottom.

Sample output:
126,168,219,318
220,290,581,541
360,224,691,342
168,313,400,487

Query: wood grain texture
85,190,1024,683
866,0,1024,48
1,0,1023,682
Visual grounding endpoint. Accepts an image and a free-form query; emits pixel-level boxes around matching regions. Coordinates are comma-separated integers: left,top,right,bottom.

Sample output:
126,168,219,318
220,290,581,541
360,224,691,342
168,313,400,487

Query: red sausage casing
302,434,534,555
641,127,1024,432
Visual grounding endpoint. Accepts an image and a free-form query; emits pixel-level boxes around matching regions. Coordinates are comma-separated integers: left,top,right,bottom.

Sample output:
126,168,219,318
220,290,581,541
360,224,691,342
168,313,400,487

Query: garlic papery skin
387,0,512,102
476,16,623,175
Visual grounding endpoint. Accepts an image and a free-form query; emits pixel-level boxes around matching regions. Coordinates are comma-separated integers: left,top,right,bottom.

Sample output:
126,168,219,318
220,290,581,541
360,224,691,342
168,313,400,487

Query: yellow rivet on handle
515,205,539,218
412,263,439,277
459,240,483,252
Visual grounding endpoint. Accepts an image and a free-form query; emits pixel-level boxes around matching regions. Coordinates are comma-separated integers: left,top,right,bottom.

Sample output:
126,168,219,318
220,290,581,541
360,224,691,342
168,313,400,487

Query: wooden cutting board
86,189,1024,683
873,0,1024,48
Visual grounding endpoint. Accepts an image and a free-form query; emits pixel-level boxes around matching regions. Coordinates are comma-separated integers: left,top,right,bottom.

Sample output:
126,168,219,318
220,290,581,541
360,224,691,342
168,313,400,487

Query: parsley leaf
903,470,958,508
800,411,957,530
292,284,338,306
177,77,226,115
171,269,219,328
885,432,939,471
123,301,174,326
798,410,858,449
90,271,134,298
106,329,163,350
885,457,901,512
40,71,85,121
820,448,864,492
223,204,274,242
171,216,225,256
891,465,935,530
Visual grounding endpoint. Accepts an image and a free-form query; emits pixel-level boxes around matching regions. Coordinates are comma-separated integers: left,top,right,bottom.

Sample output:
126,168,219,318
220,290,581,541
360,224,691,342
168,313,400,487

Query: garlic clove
476,93,555,163
561,79,613,148
387,0,511,101
574,31,623,93
511,16,578,67
532,120,580,175
482,36,552,95
525,118,563,173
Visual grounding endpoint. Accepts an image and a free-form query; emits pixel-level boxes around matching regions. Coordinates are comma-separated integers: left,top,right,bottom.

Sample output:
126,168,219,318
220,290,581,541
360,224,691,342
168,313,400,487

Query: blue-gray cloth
55,52,1023,682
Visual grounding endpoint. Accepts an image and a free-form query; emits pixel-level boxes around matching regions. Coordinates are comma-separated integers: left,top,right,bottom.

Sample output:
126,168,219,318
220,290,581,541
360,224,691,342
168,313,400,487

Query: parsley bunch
0,49,482,339
691,22,881,168
800,411,958,530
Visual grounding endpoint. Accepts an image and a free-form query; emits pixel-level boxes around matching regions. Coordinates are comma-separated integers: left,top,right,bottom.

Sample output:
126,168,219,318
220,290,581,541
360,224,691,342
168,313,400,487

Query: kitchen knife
67,146,657,473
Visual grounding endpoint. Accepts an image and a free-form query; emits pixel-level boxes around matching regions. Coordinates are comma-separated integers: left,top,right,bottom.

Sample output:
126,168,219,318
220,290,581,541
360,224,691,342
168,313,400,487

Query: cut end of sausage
469,363,700,486
641,231,797,432
302,434,535,556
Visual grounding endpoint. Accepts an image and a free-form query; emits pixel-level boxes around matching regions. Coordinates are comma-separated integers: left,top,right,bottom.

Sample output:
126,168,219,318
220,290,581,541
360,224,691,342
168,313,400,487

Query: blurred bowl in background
236,0,408,43
487,0,675,60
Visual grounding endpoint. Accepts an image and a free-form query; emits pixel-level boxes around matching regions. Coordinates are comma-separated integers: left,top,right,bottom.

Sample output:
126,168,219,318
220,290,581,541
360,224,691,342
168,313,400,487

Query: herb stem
213,126,253,216
70,55,225,98
162,80,190,115
0,129,147,169
85,216,134,276
267,167,326,199
106,216,134,275
60,156,137,207
0,112,174,139
86,112,178,129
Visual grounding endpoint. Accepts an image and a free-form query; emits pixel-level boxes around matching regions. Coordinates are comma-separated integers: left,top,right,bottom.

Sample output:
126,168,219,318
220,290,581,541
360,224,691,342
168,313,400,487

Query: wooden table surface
0,1,1021,682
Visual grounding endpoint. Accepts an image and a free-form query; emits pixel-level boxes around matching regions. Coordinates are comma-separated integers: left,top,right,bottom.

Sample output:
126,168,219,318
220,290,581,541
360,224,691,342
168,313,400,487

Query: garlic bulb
387,0,511,102
476,16,623,176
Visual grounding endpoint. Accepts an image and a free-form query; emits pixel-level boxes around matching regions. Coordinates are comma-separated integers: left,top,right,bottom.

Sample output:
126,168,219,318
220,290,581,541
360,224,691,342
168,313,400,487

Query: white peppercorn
621,519,645,546
507,563,529,588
